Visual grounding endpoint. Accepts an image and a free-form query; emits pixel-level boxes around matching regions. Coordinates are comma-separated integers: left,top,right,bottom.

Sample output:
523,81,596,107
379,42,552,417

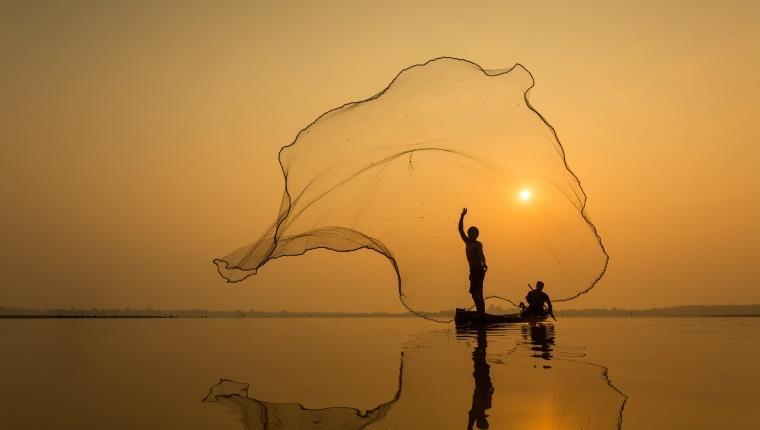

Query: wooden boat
454,308,549,324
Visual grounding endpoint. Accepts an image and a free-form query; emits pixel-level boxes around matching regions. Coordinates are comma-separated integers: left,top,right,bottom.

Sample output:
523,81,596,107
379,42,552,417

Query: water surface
0,318,757,429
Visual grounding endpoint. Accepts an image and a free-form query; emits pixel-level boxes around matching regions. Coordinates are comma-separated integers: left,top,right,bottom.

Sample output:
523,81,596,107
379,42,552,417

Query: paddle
527,283,557,322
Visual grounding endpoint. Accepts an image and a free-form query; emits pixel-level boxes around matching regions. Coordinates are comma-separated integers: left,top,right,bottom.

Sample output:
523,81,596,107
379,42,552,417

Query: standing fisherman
459,208,488,314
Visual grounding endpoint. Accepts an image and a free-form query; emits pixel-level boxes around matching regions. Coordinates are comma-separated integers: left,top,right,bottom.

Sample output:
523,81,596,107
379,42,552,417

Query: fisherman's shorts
469,270,485,294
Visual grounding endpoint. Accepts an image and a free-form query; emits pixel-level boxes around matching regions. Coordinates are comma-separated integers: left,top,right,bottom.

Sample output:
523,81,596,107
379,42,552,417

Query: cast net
214,57,608,321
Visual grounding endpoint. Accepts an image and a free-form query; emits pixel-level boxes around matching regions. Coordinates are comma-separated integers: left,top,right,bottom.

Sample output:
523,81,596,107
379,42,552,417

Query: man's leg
470,270,485,313
475,290,486,314
470,290,484,313
469,273,477,310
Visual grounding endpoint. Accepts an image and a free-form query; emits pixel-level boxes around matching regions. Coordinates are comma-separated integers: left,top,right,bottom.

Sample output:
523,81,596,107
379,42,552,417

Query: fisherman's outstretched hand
461,208,468,216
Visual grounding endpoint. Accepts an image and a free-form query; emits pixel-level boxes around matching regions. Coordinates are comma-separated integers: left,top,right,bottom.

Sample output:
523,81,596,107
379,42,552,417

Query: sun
519,189,532,201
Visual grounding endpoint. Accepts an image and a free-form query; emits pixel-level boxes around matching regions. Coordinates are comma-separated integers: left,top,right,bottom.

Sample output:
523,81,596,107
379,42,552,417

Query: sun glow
519,189,532,201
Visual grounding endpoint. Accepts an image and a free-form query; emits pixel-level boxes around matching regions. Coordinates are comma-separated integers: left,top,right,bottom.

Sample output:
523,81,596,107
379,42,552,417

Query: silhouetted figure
459,208,488,314
468,327,494,429
524,281,552,317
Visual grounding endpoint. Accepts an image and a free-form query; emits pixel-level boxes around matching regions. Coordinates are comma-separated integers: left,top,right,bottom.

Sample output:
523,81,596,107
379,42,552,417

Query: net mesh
214,57,608,320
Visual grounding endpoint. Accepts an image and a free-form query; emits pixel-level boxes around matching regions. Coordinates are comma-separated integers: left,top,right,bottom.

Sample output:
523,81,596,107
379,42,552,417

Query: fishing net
214,57,607,320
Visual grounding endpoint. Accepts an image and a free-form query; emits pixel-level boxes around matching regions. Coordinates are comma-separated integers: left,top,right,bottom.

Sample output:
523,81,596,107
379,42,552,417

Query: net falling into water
214,57,608,321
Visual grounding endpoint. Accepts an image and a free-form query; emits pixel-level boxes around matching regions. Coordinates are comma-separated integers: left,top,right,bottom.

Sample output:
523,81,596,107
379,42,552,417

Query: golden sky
2,1,758,311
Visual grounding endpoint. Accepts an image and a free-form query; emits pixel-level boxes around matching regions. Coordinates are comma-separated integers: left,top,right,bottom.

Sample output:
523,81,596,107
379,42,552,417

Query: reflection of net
203,361,402,430
203,327,626,430
214,57,608,320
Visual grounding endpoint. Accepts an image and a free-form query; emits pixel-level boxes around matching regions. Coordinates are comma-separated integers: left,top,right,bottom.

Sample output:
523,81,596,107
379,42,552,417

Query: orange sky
2,1,758,311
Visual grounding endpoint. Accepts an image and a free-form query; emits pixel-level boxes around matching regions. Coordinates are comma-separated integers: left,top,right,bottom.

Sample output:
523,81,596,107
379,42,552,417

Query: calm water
1,318,758,429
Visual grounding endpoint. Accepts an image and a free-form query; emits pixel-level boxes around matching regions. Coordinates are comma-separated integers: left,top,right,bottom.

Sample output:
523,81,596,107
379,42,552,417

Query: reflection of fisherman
523,281,553,317
528,323,555,360
468,327,494,429
459,208,488,314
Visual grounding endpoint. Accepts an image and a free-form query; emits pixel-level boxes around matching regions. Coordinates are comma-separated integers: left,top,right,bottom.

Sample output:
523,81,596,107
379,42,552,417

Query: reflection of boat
454,308,548,324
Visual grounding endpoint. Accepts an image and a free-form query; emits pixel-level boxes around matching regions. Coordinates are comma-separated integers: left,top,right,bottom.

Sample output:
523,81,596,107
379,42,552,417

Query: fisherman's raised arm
458,208,468,242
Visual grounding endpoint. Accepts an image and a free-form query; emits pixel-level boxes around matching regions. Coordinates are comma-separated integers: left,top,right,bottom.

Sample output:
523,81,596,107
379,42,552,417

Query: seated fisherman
524,281,553,317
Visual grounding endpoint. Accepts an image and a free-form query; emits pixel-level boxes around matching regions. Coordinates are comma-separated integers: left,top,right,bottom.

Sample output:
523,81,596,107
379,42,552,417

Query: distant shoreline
0,313,416,320
1,314,758,319
1,304,759,319
0,314,413,319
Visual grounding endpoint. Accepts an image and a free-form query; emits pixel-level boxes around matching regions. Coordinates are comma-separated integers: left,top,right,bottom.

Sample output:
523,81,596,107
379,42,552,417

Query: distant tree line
0,306,416,318
1,304,758,318
556,304,760,317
